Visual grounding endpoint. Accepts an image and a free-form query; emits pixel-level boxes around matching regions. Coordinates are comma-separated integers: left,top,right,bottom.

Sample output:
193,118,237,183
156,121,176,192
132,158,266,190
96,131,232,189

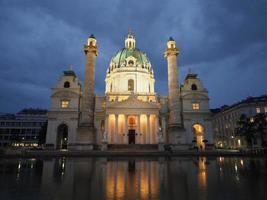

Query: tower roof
89,34,96,39
168,37,175,41
185,72,198,80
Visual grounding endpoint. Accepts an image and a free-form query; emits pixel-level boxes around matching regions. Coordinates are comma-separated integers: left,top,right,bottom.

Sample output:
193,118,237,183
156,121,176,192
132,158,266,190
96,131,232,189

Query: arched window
128,60,134,65
57,124,68,149
191,84,197,90
64,81,70,88
128,79,134,91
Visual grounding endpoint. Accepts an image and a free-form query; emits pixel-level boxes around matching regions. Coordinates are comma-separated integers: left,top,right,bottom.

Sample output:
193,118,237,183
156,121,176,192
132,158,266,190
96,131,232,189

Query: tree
253,113,267,147
235,114,256,148
38,121,48,146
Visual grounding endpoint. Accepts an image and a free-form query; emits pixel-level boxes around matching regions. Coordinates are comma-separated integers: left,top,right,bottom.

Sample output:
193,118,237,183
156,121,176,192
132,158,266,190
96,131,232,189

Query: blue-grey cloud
0,0,266,113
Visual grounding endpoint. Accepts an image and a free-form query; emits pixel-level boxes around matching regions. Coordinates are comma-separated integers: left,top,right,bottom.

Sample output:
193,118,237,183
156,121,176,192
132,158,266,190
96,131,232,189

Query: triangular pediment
107,95,160,109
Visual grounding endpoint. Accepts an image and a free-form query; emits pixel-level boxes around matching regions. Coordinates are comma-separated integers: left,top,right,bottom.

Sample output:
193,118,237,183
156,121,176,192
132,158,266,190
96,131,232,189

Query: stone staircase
107,144,158,151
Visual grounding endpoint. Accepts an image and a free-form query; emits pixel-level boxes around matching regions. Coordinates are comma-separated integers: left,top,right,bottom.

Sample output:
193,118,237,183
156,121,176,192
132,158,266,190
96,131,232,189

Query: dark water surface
0,157,267,200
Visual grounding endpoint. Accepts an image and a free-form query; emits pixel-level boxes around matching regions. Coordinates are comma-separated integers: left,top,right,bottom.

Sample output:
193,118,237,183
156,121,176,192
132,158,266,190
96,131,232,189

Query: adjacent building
0,109,47,147
46,31,214,150
212,95,267,149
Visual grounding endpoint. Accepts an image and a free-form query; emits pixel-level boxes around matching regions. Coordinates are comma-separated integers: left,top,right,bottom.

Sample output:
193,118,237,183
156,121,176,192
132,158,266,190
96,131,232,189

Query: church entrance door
128,129,135,144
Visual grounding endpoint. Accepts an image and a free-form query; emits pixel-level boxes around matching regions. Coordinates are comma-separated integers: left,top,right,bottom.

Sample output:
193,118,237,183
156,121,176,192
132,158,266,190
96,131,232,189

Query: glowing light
240,159,244,166
192,103,200,110
61,100,70,108
238,139,241,146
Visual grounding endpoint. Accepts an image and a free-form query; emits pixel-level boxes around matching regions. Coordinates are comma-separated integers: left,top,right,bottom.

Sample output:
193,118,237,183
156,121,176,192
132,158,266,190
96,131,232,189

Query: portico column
155,115,159,144
115,114,118,143
146,114,150,144
124,115,128,144
105,114,109,142
137,115,141,144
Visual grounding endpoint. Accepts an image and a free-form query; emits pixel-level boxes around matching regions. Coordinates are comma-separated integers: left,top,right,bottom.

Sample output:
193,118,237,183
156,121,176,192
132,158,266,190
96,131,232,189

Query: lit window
256,107,261,113
61,100,70,108
192,103,200,110
250,117,254,123
265,107,267,113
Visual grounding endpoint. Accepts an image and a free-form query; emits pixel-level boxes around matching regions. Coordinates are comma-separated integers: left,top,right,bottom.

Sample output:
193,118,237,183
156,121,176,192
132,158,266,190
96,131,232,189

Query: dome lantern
125,29,136,49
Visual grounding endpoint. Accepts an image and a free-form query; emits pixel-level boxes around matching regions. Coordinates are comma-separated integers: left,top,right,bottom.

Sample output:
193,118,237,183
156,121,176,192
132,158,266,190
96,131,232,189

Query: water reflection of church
40,158,208,199
45,31,213,150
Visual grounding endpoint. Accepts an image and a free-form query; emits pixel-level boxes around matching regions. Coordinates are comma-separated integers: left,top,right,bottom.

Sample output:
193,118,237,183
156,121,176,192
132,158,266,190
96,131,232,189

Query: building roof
213,95,267,114
63,70,76,77
111,48,150,66
17,108,47,115
185,73,198,80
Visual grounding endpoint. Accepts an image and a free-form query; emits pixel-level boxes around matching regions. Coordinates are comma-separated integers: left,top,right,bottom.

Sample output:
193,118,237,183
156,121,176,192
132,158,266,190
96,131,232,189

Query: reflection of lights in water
240,159,244,166
61,160,65,175
198,157,207,188
235,164,238,172
105,161,159,199
16,161,22,181
31,164,34,169
17,162,21,170
219,157,224,163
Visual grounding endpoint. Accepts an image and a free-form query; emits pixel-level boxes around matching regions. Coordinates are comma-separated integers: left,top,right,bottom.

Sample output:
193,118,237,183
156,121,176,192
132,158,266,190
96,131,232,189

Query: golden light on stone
193,124,205,149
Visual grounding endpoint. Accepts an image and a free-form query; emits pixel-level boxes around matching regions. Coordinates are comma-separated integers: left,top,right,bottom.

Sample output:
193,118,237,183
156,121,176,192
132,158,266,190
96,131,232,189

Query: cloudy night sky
0,0,266,113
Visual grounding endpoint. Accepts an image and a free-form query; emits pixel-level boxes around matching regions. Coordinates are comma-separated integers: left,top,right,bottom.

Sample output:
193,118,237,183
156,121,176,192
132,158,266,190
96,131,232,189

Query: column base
167,124,186,144
77,125,95,144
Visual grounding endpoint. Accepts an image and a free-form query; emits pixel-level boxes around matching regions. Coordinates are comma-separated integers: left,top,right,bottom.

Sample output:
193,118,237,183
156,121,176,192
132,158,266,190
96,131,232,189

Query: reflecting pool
0,157,267,200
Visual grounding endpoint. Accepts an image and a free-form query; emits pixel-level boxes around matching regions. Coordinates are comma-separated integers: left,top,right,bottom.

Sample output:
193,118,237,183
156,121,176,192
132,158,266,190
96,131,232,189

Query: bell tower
76,34,98,150
164,37,185,145
80,34,98,126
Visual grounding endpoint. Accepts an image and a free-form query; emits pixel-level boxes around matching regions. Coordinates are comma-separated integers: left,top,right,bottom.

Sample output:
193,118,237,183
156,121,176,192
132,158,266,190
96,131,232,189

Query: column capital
164,48,180,58
84,45,98,56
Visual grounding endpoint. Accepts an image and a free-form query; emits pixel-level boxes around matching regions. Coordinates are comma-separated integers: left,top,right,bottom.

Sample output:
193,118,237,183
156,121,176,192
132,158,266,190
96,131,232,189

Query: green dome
111,48,150,66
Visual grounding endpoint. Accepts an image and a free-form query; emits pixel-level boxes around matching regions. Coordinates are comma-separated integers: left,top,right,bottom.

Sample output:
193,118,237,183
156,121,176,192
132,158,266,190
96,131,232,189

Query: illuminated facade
46,31,213,150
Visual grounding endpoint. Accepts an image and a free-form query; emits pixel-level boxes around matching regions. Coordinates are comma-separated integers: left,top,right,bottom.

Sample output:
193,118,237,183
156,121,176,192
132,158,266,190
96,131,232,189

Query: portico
105,95,160,144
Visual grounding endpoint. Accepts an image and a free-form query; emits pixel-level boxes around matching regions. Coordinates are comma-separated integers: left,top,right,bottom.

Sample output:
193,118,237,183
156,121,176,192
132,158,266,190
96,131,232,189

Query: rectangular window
192,103,200,110
61,100,70,108
256,107,261,113
265,107,267,113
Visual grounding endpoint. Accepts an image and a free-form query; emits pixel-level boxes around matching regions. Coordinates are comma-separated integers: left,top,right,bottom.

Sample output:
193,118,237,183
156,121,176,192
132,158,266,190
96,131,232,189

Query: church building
45,31,213,150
